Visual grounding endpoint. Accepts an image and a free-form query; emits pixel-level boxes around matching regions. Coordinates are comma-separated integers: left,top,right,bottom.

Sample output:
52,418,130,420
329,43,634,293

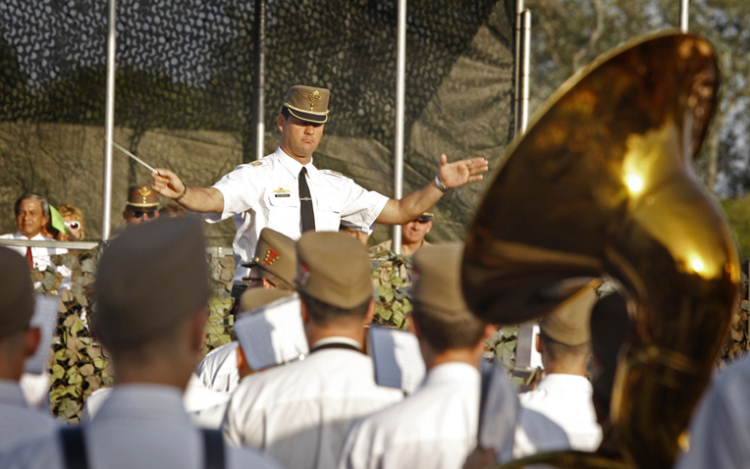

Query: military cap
415,212,434,223
539,280,600,346
126,185,159,209
238,288,294,317
0,248,35,339
95,217,210,348
296,231,372,309
283,85,330,124
411,243,471,315
242,228,297,288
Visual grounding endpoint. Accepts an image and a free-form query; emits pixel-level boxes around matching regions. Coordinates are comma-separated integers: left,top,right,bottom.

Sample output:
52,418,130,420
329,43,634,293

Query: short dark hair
280,106,291,120
14,193,50,218
539,330,592,364
411,303,486,353
300,292,370,326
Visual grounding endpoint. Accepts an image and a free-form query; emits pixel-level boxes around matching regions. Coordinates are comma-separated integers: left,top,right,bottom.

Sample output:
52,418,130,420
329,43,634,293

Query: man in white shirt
6,217,281,469
150,85,488,305
196,228,298,394
223,231,404,469
516,283,602,454
338,243,496,469
0,248,58,456
0,193,67,272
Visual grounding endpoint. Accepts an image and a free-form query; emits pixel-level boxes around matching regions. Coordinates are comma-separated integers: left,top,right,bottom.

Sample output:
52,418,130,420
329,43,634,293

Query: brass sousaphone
462,31,740,468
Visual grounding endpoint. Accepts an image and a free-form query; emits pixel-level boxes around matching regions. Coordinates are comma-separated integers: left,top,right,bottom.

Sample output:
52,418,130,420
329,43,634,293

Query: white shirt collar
95,384,190,424
424,362,480,386
13,231,46,241
275,146,315,177
0,379,29,408
311,336,362,351
536,373,593,394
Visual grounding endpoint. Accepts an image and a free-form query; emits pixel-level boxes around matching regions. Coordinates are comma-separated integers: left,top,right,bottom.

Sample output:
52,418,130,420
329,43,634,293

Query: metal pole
392,0,407,255
519,10,531,134
101,0,116,241
513,0,524,137
679,0,689,33
253,0,266,160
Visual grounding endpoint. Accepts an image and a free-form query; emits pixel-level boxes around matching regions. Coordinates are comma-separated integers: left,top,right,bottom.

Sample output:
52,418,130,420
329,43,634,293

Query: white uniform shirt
7,384,282,469
195,341,240,393
676,354,750,469
518,374,601,452
0,232,68,272
203,148,390,284
224,344,404,469
338,362,480,469
81,376,230,430
0,380,58,455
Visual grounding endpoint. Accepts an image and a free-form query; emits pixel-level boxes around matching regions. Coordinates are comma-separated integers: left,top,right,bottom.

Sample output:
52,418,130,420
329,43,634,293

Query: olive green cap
411,243,471,315
296,231,372,309
242,228,297,288
0,247,35,339
94,217,210,348
283,85,330,124
539,280,600,346
238,289,294,318
126,185,159,209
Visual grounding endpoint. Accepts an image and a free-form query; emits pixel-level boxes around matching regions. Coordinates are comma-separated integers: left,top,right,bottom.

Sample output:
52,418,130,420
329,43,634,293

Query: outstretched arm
375,154,488,225
151,169,224,213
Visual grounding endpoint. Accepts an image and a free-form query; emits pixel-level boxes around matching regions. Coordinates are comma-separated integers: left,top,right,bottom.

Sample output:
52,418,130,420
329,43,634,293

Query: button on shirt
203,148,390,284
339,362,480,469
0,379,58,456
223,345,404,469
7,384,282,469
518,374,602,452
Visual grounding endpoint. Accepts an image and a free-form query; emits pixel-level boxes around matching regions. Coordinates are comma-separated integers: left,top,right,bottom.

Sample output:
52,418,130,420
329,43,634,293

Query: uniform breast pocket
267,193,301,234
314,196,342,232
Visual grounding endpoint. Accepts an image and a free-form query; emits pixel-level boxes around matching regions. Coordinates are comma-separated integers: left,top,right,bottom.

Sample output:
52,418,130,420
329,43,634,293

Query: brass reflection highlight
463,31,739,469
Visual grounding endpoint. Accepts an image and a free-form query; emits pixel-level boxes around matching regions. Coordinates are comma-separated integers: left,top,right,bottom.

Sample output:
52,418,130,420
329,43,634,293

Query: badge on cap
297,262,311,286
309,90,322,111
264,248,280,266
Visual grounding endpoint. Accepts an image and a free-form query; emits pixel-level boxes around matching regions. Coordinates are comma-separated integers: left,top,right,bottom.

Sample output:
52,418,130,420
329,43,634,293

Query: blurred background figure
1,193,67,271
56,203,86,241
339,224,370,246
122,185,160,227
370,212,433,256
159,204,187,218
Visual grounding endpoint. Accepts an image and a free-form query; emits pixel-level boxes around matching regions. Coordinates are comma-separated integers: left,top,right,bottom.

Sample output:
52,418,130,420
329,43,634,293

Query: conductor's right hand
151,169,186,200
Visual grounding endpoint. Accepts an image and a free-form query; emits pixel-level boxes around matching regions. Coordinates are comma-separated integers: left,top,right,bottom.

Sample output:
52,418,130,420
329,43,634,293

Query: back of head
411,243,486,352
0,248,35,340
244,228,297,290
538,283,597,367
94,217,209,352
590,291,630,416
296,231,372,324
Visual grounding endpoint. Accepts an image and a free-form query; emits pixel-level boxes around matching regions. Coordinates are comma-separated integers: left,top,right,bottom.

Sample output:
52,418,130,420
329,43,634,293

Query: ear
364,299,375,326
23,327,41,359
535,333,542,354
425,220,433,233
300,300,311,326
153,211,160,220
262,278,275,289
236,346,254,379
277,114,286,133
122,210,128,221
482,324,497,341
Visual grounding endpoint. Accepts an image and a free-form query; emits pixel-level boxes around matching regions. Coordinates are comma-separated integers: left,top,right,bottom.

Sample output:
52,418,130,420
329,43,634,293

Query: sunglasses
130,210,157,219
413,217,433,223
64,221,81,230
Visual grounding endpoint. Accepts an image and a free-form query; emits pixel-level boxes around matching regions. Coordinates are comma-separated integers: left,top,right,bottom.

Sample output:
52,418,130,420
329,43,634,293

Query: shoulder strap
202,428,226,469
59,427,89,469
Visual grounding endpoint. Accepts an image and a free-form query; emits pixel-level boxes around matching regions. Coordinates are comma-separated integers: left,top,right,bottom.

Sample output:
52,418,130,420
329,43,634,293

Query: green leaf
391,276,404,287
50,364,66,381
93,356,108,370
375,304,392,321
377,285,394,303
69,316,85,337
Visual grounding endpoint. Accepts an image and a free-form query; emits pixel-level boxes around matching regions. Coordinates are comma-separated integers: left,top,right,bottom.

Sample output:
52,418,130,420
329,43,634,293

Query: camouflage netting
0,0,515,245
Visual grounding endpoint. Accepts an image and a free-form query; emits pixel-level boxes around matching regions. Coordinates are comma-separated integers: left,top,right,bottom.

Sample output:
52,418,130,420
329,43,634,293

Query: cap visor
287,108,328,124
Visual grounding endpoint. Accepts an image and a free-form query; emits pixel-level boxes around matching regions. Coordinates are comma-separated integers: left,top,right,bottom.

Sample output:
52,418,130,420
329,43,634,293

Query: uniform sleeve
337,177,389,235
203,165,265,224
222,380,265,449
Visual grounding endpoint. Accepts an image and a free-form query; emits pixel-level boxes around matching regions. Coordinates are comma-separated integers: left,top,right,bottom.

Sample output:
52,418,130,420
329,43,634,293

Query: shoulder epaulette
320,169,344,178
250,160,266,167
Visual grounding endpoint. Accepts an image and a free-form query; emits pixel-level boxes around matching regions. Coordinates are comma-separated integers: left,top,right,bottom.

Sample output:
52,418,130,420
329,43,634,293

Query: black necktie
299,167,316,232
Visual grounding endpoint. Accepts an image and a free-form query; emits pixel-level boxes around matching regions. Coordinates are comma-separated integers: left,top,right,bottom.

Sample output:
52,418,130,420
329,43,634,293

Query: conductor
151,85,488,300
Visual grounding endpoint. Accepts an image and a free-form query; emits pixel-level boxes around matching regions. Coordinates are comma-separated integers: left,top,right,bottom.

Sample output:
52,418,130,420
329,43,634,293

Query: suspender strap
59,427,89,469
202,429,226,469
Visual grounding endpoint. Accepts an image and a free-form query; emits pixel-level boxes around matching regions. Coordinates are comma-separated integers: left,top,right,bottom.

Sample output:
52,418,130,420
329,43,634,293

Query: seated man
122,185,160,227
370,212,433,256
223,231,404,469
338,243,495,469
195,228,297,394
516,284,602,453
6,217,281,469
0,193,67,271
0,248,58,455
